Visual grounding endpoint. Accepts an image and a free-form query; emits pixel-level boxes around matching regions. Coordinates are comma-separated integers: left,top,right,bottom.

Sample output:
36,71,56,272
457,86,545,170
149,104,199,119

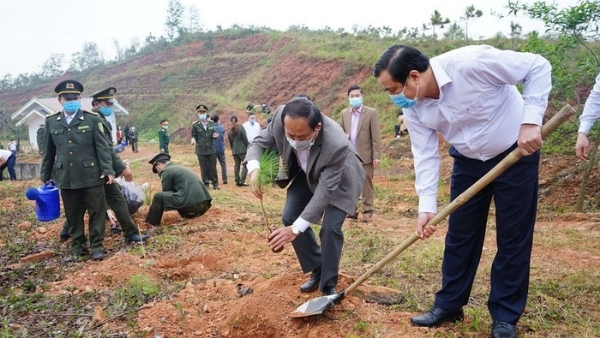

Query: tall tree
461,5,483,44
165,0,184,41
41,53,65,79
69,42,104,71
430,10,451,38
509,21,522,49
186,4,201,33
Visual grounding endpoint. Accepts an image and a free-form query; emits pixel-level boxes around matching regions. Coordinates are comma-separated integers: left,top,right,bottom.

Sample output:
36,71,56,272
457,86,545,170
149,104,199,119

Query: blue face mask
349,97,363,108
199,114,207,120
99,106,113,116
390,84,419,109
63,101,81,114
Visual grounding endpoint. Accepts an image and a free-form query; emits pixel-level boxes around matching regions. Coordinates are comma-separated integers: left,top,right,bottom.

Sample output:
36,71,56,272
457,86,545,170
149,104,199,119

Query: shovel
290,104,576,318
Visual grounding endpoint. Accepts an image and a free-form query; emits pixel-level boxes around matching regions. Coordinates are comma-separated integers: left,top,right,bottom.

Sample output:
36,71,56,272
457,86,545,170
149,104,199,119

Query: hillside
0,32,378,136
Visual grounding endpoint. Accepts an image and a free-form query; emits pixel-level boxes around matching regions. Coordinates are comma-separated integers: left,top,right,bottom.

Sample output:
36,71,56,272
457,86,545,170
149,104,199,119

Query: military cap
90,87,117,103
54,80,84,99
196,104,208,112
149,153,171,173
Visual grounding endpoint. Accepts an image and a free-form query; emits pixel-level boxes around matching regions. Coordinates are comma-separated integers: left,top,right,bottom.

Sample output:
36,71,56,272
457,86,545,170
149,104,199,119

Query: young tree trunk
576,132,600,211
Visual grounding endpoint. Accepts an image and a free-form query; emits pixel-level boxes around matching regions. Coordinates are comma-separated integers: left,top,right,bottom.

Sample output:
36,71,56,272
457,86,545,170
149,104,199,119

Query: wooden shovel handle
343,104,576,296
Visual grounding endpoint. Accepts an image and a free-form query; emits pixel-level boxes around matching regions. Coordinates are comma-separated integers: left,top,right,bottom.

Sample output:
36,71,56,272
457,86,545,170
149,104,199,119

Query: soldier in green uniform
58,87,149,245
191,104,219,190
159,119,169,154
145,153,212,226
129,125,139,153
36,124,45,155
40,80,114,261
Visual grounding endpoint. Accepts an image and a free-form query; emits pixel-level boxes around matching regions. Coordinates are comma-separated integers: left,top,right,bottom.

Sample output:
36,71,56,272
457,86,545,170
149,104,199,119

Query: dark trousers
434,144,539,325
62,182,141,238
281,171,346,291
146,192,211,225
197,154,218,187
0,153,17,181
131,140,138,152
61,185,107,254
215,151,227,183
232,153,247,184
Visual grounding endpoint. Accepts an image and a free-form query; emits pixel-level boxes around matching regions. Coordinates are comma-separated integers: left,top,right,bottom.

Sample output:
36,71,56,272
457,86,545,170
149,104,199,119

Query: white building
11,97,129,152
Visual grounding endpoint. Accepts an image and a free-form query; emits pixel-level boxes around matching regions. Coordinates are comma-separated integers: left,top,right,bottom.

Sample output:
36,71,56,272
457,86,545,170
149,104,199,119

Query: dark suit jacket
245,106,365,224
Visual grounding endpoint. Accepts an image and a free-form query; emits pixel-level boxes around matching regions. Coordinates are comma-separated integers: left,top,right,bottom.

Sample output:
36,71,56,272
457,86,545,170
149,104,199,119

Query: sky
0,0,582,78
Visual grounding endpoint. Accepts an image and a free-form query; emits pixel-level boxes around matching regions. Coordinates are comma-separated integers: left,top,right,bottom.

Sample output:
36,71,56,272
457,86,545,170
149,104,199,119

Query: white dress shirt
404,45,552,213
579,73,600,134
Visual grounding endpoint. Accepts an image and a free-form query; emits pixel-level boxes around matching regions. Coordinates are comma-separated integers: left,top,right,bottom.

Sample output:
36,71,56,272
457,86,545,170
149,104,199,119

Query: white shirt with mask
243,119,261,143
404,45,552,214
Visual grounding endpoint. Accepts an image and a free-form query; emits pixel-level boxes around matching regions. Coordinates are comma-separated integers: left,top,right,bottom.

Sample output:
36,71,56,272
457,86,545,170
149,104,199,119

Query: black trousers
281,171,346,291
434,144,539,325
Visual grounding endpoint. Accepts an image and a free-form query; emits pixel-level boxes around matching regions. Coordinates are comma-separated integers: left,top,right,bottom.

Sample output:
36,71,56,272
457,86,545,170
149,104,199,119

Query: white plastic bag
115,176,147,215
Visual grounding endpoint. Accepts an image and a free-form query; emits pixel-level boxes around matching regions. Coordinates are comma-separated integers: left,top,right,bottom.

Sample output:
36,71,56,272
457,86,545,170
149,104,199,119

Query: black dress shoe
109,224,123,234
346,212,358,220
299,270,321,292
322,286,337,296
491,320,517,338
223,181,228,184
410,306,464,327
59,232,70,243
125,234,150,243
91,251,106,261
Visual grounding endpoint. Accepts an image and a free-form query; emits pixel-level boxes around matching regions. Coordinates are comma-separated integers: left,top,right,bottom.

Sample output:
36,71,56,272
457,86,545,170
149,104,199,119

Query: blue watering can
25,181,60,222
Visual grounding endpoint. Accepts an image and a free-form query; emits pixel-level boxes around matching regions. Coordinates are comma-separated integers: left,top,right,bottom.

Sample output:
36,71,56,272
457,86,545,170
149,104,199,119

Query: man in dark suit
41,80,114,261
339,85,381,222
245,97,365,296
146,153,212,226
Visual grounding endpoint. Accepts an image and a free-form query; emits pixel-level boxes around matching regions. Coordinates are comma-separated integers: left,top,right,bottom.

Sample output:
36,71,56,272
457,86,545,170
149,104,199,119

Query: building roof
11,97,129,126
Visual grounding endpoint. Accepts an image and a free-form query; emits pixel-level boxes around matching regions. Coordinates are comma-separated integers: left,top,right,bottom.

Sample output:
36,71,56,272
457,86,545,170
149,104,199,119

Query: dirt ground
6,137,600,337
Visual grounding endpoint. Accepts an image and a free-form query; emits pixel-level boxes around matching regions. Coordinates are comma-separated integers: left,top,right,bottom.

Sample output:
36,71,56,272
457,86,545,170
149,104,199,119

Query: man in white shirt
7,139,17,154
0,149,17,181
374,45,551,338
242,113,261,143
576,72,600,160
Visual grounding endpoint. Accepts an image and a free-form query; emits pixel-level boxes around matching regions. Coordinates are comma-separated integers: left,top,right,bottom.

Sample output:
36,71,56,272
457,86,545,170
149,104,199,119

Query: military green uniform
60,109,143,239
41,109,114,255
145,161,212,225
129,128,139,152
227,124,249,185
159,127,169,154
191,120,218,188
36,125,45,155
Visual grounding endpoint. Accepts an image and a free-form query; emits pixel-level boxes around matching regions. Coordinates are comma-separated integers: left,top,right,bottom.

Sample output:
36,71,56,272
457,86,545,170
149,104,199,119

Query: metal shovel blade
289,293,340,318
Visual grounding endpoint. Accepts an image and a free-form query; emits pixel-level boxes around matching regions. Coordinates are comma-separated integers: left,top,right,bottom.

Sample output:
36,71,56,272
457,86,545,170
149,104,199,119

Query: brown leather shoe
346,212,358,220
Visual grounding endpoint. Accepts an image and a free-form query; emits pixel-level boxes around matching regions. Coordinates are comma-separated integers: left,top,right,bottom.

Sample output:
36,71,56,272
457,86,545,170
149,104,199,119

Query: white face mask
286,130,317,150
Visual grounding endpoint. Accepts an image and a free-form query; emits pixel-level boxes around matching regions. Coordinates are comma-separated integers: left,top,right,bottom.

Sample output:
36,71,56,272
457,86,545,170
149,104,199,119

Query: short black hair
281,97,322,130
160,119,168,124
397,110,404,116
373,45,430,85
211,114,219,122
231,115,238,122
347,85,362,96
294,93,312,101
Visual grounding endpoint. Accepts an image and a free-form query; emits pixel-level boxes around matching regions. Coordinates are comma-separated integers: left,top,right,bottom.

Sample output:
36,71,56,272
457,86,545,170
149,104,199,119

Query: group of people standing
25,41,600,338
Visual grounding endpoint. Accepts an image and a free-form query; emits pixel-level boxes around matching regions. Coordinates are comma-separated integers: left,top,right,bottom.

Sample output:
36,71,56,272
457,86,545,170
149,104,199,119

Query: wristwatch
291,224,300,236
